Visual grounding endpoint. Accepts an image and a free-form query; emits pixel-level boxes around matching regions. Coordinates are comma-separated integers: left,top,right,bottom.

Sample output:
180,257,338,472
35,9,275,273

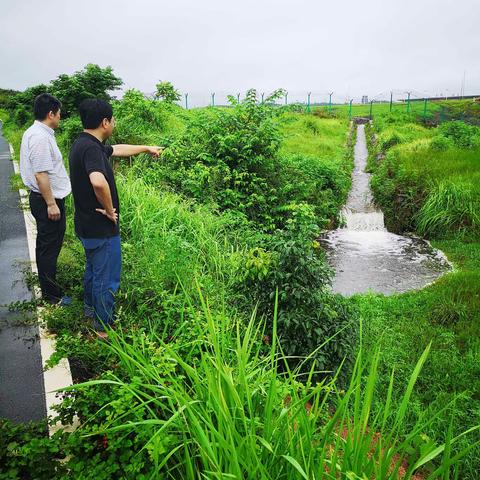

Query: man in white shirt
20,94,71,304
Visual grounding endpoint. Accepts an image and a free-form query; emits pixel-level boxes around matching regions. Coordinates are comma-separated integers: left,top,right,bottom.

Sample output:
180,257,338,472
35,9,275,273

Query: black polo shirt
69,132,120,238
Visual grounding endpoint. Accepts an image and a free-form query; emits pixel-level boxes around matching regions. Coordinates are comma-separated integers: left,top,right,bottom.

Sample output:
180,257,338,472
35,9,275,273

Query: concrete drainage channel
0,124,77,436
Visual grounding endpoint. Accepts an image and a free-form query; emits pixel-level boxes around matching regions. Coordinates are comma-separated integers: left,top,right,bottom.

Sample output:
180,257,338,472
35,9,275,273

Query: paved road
0,122,47,423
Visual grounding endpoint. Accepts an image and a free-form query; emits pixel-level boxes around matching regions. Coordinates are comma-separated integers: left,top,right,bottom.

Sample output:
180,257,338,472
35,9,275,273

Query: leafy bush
237,202,359,381
0,419,67,479
437,121,480,148
0,88,19,109
381,132,403,150
110,89,167,145
56,116,83,152
277,153,350,227
140,89,285,230
430,135,453,151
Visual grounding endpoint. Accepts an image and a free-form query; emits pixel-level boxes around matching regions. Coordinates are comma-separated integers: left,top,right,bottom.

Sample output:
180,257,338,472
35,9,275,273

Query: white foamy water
320,124,450,296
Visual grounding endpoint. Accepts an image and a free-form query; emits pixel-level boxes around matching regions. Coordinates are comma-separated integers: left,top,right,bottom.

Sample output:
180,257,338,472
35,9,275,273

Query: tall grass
416,181,480,237
278,114,349,160
60,289,478,479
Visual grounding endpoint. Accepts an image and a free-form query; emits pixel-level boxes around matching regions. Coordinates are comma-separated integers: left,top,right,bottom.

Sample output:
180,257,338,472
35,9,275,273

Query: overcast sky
1,0,479,104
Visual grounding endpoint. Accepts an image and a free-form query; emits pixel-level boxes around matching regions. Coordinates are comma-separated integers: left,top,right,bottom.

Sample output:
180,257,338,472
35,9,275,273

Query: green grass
312,98,480,125
278,113,349,159
2,99,480,478
1,119,22,160
314,100,441,120
56,291,478,479
0,107,9,123
360,113,480,479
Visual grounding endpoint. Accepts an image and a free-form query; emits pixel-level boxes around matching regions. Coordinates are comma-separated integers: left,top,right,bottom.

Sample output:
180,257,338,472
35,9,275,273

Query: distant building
361,95,369,104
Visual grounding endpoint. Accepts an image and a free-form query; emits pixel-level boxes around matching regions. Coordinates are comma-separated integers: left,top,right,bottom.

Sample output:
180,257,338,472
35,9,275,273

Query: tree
154,81,181,104
49,64,123,117
0,88,20,110
7,84,50,125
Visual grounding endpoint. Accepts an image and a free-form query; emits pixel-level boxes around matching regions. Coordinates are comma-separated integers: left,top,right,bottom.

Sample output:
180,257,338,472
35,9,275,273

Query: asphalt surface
0,122,47,423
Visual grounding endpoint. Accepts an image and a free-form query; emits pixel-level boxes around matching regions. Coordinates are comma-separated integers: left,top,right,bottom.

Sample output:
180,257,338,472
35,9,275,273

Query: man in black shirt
69,98,161,338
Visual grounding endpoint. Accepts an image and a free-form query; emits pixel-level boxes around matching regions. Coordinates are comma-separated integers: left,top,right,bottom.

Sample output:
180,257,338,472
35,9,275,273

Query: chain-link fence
147,89,479,125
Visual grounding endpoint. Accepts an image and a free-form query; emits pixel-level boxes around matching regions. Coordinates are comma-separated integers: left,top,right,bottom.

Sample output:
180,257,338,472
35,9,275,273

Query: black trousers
28,191,66,302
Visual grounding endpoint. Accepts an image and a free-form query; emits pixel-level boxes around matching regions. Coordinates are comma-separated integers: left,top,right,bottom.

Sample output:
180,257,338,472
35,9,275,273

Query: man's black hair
34,93,61,120
79,98,113,129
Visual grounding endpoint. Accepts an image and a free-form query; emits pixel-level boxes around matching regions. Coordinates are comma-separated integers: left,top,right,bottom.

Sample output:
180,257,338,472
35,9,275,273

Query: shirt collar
34,120,55,136
80,131,105,145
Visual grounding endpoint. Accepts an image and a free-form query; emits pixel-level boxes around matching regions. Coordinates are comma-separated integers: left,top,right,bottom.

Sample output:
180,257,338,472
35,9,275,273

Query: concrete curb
10,143,78,436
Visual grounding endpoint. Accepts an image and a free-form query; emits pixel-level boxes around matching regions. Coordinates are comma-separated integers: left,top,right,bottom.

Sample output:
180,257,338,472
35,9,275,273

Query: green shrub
237,203,359,381
0,419,67,479
381,132,403,150
430,135,453,151
277,153,350,226
438,121,480,149
13,105,32,126
143,89,285,231
111,89,167,145
57,116,83,152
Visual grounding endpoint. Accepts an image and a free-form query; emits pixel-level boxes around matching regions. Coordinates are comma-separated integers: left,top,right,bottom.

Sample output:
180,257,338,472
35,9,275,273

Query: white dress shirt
20,120,71,199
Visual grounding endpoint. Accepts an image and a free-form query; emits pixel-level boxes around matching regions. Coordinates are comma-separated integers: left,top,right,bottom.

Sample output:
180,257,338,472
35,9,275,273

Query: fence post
329,92,333,112
389,91,393,112
369,100,373,119
185,93,188,110
349,99,353,119
211,92,215,107
406,92,411,113
423,98,427,123
307,92,311,113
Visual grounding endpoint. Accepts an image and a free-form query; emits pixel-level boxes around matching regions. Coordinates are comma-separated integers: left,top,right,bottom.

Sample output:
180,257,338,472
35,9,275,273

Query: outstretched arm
112,145,162,158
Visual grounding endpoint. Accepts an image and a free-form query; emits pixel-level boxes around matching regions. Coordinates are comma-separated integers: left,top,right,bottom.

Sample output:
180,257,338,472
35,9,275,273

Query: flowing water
320,123,451,296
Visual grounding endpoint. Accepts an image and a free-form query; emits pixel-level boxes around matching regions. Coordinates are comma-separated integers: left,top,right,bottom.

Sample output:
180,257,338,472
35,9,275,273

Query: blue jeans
79,235,121,331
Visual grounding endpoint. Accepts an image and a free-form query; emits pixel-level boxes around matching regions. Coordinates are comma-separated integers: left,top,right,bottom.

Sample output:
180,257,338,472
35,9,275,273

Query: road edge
10,143,78,436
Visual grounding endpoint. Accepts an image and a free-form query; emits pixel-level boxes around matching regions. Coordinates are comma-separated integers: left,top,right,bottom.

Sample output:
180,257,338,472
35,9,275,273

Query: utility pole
237,92,240,103
261,92,265,104
284,92,288,105
211,92,215,107
307,92,311,113
349,99,353,119
369,100,374,119
389,91,393,112
329,92,333,112
406,92,411,113
461,70,466,98
185,93,188,110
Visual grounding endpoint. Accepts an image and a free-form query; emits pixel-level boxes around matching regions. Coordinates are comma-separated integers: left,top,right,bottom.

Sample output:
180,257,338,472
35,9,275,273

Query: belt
29,190,65,202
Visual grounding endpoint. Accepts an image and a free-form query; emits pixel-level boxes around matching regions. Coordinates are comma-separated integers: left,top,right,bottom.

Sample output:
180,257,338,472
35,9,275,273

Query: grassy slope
359,116,480,478
2,104,478,476
278,113,349,158
313,98,480,127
